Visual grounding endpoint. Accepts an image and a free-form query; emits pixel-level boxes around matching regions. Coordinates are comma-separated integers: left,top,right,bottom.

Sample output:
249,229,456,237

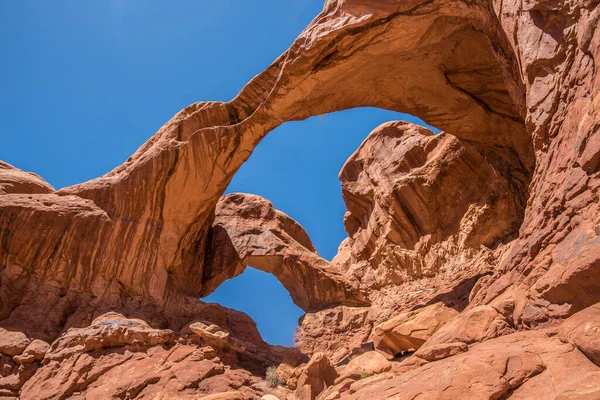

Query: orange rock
419,305,514,349
413,341,468,362
295,353,338,400
44,312,176,363
0,161,54,195
198,393,246,400
0,329,30,357
189,321,245,353
202,193,367,311
1,0,600,397
339,122,526,292
342,331,598,399
371,302,459,357
558,302,600,366
342,351,391,377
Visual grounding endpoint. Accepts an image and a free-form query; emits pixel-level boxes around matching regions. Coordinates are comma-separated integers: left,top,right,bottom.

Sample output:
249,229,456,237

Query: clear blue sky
0,1,435,346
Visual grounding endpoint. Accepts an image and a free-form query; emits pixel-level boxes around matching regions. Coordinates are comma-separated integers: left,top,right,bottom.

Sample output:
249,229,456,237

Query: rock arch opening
202,267,304,346
0,0,537,346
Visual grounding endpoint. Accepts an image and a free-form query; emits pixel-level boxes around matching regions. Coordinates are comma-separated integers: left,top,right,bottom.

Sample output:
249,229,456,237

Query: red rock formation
321,329,600,399
1,0,599,397
558,302,600,366
371,302,459,357
293,353,338,400
9,313,295,400
338,121,526,290
297,120,523,360
201,193,367,311
1,0,536,331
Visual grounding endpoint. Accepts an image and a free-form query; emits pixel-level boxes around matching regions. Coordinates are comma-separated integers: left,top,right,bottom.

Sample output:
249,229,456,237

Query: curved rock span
2,0,536,322
1,0,600,398
201,193,367,311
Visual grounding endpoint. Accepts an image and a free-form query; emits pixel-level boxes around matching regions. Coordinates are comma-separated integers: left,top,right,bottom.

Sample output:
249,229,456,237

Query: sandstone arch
200,193,368,312
1,0,598,341
1,0,600,398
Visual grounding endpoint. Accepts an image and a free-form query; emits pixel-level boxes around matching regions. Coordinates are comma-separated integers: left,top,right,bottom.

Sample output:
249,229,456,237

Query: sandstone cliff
1,0,600,398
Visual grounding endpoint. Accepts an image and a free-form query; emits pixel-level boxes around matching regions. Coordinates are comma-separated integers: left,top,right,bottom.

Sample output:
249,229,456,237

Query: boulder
44,312,176,363
295,353,338,400
558,302,600,366
13,340,50,364
189,321,246,353
420,305,513,349
0,329,30,357
341,351,391,378
371,302,459,357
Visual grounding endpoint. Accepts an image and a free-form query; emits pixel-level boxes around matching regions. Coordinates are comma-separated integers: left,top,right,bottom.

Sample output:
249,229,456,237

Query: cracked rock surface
1,0,600,398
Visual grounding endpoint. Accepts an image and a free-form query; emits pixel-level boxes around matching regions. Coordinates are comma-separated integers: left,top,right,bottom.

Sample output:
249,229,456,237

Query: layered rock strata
297,120,526,360
201,194,367,312
1,0,599,398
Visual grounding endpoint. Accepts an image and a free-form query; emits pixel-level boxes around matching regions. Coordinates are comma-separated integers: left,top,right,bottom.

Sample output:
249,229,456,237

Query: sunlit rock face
338,121,526,291
201,193,368,312
1,0,600,397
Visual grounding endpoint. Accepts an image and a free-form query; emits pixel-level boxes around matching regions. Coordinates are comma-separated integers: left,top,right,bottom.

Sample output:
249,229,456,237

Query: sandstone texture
371,301,459,357
1,0,600,398
201,194,367,312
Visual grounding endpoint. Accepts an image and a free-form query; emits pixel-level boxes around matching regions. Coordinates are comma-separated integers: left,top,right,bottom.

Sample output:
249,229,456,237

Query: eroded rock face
326,330,600,400
558,302,600,366
1,0,535,336
294,352,338,400
371,302,459,357
338,122,527,292
1,0,600,398
202,193,367,311
1,312,296,400
0,161,54,195
297,120,522,361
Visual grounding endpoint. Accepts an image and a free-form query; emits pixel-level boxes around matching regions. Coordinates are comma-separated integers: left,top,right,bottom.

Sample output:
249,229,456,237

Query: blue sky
0,1,435,346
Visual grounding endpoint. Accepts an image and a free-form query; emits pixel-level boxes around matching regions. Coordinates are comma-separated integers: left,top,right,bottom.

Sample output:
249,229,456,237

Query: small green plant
359,372,371,380
266,365,281,388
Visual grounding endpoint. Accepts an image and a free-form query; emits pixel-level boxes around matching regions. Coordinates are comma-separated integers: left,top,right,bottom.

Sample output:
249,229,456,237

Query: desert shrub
266,365,281,387
359,372,371,380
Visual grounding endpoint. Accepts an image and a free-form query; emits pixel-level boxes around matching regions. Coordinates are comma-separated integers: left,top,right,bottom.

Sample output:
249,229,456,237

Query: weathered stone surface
371,302,459,357
202,193,367,311
14,313,294,400
338,331,599,399
261,395,280,400
338,122,527,293
413,341,468,362
296,120,521,360
44,312,176,363
0,161,54,195
559,302,600,366
0,329,30,357
295,352,338,400
189,321,246,353
1,0,599,398
419,305,514,350
296,306,371,364
13,340,49,364
1,0,534,340
342,351,391,377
